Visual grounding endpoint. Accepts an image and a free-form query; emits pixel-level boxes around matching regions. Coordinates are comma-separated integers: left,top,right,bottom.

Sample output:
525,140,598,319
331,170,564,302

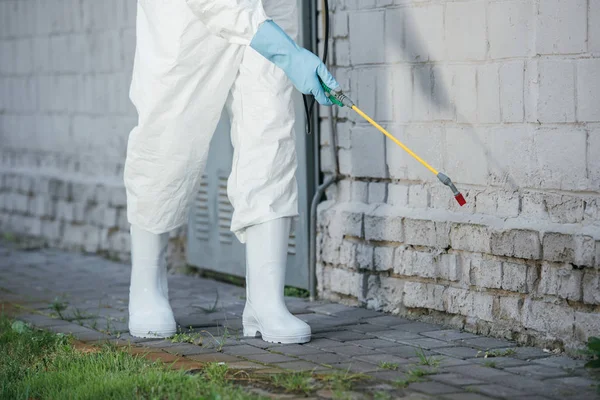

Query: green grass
0,315,264,400
415,347,442,367
283,286,309,298
476,348,516,358
270,371,315,394
378,361,399,370
483,361,497,368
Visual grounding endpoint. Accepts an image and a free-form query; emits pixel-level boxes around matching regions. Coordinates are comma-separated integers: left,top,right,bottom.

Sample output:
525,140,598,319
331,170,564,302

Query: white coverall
124,0,299,242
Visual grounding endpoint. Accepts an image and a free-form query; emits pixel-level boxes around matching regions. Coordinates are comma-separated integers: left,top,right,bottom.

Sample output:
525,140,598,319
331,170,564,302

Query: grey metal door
186,2,313,288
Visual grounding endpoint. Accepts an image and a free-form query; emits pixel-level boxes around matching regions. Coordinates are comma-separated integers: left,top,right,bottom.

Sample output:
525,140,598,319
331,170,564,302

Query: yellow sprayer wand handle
351,105,439,176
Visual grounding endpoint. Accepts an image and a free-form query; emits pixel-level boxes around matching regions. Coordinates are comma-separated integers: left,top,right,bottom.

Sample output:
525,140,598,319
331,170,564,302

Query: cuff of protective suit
247,6,271,45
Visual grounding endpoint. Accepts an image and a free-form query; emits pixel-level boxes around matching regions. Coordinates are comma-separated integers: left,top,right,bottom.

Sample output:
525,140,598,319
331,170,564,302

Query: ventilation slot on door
194,177,209,241
288,224,296,255
217,176,234,244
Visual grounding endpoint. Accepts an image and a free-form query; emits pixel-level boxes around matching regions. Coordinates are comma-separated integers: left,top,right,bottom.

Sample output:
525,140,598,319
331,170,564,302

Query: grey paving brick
333,308,382,320
298,352,351,365
467,384,528,398
441,393,497,400
329,361,380,373
374,330,421,342
316,330,374,342
434,346,480,359
394,322,443,333
386,345,435,358
550,376,598,389
164,343,217,356
267,344,324,356
244,353,297,364
407,357,471,368
222,344,269,356
460,337,517,350
136,339,181,349
345,323,390,333
467,356,531,368
71,330,112,342
487,374,563,397
308,303,356,315
504,364,571,378
430,373,486,386
304,338,345,349
275,361,329,372
240,337,272,349
355,353,412,366
421,329,479,342
18,314,72,328
398,337,453,349
362,316,412,326
328,344,384,357
532,356,586,370
443,365,514,381
46,323,96,335
367,370,408,381
409,381,464,395
345,338,397,349
501,347,551,360
511,396,556,400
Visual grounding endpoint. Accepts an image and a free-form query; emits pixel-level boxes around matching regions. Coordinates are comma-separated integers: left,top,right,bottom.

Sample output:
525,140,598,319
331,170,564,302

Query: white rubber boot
128,225,176,338
243,218,311,344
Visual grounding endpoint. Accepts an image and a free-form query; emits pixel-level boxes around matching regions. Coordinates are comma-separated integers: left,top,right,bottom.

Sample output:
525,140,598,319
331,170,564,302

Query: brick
323,267,363,298
349,10,384,64
522,299,574,339
538,263,583,301
445,127,488,185
393,247,436,278
542,233,595,267
469,255,502,289
346,127,387,178
530,60,576,123
368,182,386,204
385,5,444,63
386,125,444,182
443,287,473,317
582,271,600,305
501,262,529,293
536,0,587,54
407,184,428,208
412,65,432,121
450,223,490,254
576,59,600,122
391,65,412,123
373,246,394,272
431,65,455,121
477,64,500,123
533,127,587,190
497,296,522,322
361,275,404,313
403,282,445,311
489,1,533,58
591,0,600,53
591,128,600,187
403,219,449,249
499,61,525,122
544,194,585,224
575,311,600,342
445,1,486,60
387,183,408,206
364,206,403,242
490,230,541,260
452,65,478,123
333,11,348,37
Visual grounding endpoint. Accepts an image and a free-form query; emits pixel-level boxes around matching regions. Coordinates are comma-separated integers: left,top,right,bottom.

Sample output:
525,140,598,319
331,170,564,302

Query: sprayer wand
321,83,466,206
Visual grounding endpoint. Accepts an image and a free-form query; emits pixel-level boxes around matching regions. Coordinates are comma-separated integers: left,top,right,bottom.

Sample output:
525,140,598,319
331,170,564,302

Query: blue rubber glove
250,20,340,106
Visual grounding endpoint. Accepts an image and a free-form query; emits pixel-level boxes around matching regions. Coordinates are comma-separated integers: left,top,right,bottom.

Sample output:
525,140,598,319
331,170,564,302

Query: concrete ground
1,241,598,400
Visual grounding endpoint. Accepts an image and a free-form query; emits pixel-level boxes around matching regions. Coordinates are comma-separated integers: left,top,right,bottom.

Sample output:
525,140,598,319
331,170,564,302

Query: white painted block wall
0,1,146,258
318,0,600,349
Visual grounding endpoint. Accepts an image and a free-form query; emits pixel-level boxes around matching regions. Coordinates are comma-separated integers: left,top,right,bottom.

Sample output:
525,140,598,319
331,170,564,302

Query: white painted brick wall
319,0,599,347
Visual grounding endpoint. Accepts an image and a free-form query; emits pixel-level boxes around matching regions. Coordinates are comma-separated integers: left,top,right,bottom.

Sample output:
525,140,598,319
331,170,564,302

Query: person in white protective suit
124,0,339,344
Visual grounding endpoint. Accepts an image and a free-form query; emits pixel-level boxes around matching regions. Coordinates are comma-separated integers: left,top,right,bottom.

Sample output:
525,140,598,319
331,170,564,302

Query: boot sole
129,325,176,339
243,324,311,344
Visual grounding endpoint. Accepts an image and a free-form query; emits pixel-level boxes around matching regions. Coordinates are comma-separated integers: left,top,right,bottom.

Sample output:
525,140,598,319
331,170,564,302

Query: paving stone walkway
1,241,598,399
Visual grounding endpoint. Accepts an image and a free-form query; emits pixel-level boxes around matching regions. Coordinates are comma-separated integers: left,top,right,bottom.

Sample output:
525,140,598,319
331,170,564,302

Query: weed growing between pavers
415,346,442,367
476,348,516,358
583,336,600,393
0,315,265,400
378,361,399,371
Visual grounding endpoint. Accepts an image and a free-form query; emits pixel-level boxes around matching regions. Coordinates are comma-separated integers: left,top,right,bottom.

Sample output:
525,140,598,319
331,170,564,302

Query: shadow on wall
358,8,522,308
383,8,521,193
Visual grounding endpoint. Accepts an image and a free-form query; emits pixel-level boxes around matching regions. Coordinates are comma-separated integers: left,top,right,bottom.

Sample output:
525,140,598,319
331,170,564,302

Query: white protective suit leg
128,225,176,338
125,0,299,241
243,217,311,343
